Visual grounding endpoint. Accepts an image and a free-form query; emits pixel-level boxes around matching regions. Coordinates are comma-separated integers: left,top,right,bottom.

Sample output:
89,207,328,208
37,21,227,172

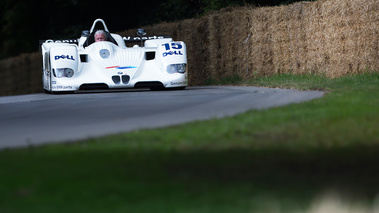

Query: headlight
54,68,74,78
167,64,186,74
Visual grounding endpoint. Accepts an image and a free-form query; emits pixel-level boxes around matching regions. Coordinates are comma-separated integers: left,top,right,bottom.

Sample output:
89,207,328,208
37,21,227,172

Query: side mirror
137,29,146,47
81,30,90,37
137,29,146,37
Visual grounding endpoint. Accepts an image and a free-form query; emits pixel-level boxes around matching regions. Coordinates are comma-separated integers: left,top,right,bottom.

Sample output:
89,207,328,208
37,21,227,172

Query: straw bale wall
1,0,378,96
0,53,42,96
122,0,378,82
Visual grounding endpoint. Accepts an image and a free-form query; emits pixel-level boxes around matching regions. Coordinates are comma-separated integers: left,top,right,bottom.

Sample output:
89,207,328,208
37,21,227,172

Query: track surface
0,86,323,149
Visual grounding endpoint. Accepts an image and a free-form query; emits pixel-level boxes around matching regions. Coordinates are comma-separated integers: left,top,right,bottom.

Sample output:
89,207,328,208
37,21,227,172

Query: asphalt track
0,86,324,149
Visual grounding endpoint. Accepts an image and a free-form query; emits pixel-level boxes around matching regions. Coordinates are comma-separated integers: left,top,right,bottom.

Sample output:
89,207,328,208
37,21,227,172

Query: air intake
146,52,155,60
112,76,121,84
122,75,130,84
79,83,109,90
134,81,164,90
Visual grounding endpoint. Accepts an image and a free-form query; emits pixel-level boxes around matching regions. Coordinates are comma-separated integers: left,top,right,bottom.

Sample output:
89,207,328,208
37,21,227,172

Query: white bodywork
41,19,187,93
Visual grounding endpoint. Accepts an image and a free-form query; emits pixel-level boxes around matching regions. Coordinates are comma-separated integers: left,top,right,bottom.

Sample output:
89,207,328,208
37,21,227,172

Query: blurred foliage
0,0,315,59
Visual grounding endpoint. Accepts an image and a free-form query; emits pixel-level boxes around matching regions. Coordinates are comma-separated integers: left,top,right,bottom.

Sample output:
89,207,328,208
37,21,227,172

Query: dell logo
55,55,75,60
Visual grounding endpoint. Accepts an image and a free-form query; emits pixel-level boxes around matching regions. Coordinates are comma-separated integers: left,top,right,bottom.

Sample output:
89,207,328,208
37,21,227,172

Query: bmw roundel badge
99,49,110,58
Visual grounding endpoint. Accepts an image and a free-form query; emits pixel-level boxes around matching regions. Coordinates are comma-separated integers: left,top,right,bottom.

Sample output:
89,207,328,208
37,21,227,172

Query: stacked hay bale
0,53,41,96
200,0,378,79
303,0,379,76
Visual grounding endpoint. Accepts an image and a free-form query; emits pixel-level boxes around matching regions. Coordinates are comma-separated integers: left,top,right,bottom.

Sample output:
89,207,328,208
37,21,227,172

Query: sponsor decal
106,66,137,69
52,86,73,89
123,35,169,42
162,43,183,57
40,39,78,45
55,55,75,60
170,81,187,86
163,51,183,57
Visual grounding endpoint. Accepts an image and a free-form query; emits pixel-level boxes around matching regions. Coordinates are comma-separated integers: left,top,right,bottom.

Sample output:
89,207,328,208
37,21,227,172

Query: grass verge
1,73,379,213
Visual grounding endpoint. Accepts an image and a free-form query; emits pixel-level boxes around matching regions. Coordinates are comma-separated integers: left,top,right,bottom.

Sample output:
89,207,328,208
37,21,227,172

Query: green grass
1,73,379,213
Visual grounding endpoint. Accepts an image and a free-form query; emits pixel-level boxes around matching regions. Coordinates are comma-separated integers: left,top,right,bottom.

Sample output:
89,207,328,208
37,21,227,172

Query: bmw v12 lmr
41,19,187,93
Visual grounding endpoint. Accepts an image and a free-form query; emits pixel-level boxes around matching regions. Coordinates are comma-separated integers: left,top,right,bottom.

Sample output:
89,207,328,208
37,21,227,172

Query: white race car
40,19,187,93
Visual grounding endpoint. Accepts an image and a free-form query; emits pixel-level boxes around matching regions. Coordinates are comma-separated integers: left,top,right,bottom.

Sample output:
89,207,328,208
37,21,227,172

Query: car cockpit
80,19,125,48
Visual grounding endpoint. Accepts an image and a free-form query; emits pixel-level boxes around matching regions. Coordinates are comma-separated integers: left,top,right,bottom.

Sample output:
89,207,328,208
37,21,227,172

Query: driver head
95,30,107,42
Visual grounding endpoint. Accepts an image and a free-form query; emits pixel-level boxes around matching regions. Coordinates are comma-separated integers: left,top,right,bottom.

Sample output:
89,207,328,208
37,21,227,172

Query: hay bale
0,52,42,96
181,17,210,85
